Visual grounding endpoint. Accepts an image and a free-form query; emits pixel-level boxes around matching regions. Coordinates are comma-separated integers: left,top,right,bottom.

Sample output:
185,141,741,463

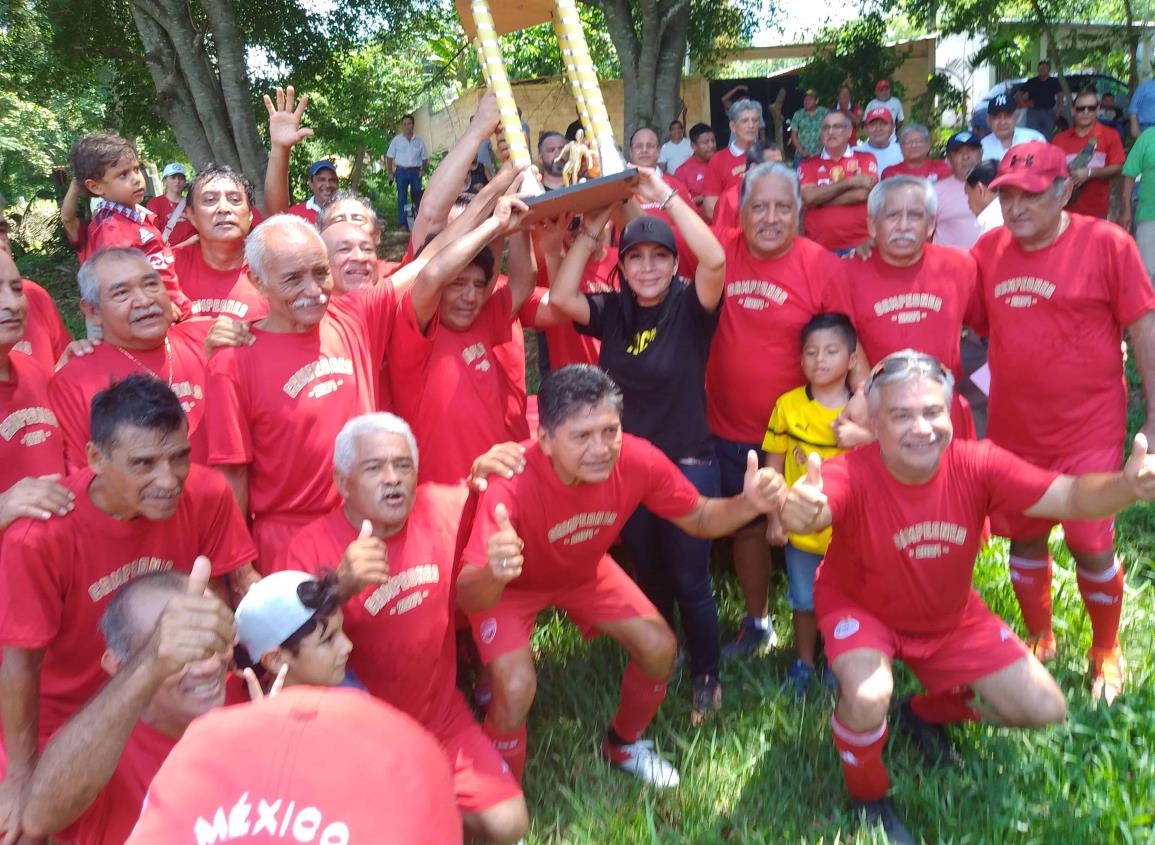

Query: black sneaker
691,673,722,726
853,797,916,845
898,696,962,768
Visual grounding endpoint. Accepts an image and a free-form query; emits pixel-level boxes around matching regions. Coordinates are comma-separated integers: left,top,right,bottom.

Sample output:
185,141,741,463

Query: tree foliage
799,12,905,107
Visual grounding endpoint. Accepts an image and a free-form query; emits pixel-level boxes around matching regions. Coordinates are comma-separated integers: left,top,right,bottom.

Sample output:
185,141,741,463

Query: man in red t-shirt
0,376,255,838
703,162,849,655
835,176,981,440
205,215,397,569
971,142,1155,703
799,111,878,254
780,350,1155,843
457,366,786,787
0,254,69,536
880,125,951,182
674,123,716,214
1052,90,1126,219
175,165,267,321
10,277,70,372
277,413,528,844
146,162,197,247
709,141,784,233
627,127,699,276
702,100,760,221
50,249,214,471
389,192,534,486
17,560,234,845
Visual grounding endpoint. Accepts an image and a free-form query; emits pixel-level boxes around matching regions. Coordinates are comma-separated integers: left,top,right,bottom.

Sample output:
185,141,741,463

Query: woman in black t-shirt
549,166,728,723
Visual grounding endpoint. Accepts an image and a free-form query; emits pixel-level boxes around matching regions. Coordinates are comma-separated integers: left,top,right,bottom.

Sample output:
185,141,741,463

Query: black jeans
620,457,722,678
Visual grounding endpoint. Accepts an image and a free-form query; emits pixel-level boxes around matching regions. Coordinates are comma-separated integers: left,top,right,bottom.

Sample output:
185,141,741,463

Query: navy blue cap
308,160,337,178
988,93,1016,116
946,131,982,153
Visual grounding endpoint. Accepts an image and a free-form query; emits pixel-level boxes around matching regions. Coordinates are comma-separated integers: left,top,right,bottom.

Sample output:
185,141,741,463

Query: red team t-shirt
705,231,844,443
1051,124,1126,219
710,183,742,233
145,195,196,246
816,440,1057,633
798,150,878,250
521,248,618,369
835,245,980,376
13,280,71,371
278,485,469,727
702,145,747,197
0,465,254,741
60,721,177,845
389,286,517,485
0,354,64,496
49,320,213,472
172,243,268,321
881,159,952,182
675,155,710,200
287,201,320,226
462,435,701,590
205,284,395,560
971,215,1155,457
85,202,190,318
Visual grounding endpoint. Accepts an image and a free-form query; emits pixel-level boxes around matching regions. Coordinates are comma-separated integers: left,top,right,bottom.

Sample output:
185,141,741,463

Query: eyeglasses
866,353,950,393
821,124,850,133
1074,105,1098,113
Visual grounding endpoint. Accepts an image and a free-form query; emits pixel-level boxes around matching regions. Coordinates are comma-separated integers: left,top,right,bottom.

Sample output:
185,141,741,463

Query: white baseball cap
161,162,187,178
235,570,317,660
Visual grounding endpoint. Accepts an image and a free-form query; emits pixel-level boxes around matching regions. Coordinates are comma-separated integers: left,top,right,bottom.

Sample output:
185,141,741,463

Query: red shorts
819,590,1028,694
988,445,1122,553
430,692,523,814
469,555,658,664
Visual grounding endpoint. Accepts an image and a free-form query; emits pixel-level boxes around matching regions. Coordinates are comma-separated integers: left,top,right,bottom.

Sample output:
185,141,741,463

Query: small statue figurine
560,129,601,186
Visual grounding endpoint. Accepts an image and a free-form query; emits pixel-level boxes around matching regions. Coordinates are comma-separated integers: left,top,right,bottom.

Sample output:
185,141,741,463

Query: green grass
515,537,1155,844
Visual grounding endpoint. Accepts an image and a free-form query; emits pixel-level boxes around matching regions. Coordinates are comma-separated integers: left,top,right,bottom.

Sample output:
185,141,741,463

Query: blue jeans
784,543,823,612
395,167,422,228
620,457,722,678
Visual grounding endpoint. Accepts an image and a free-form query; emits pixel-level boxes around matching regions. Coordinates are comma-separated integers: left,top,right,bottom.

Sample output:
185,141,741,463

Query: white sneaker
603,738,681,787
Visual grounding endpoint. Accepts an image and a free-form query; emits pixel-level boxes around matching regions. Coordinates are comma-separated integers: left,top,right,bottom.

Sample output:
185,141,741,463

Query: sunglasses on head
867,353,950,393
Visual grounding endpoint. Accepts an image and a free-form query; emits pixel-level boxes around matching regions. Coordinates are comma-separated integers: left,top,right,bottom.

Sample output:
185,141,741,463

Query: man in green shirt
1121,126,1155,278
790,89,828,163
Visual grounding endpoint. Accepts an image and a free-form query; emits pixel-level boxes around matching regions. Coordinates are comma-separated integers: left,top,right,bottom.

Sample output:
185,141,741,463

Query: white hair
333,412,419,475
728,98,761,123
76,247,152,307
741,162,801,212
899,124,931,143
245,214,327,287
867,175,938,221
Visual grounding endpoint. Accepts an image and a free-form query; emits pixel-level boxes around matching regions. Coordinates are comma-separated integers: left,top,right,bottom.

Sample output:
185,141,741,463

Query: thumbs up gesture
338,519,390,597
780,453,830,534
742,449,787,514
150,555,236,679
486,503,524,584
1124,433,1155,499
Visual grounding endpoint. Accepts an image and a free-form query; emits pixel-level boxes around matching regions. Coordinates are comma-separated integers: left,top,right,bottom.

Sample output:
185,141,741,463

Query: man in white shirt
854,107,904,172
980,94,1045,163
965,159,1004,232
658,120,693,175
933,131,985,249
386,113,429,232
865,79,904,136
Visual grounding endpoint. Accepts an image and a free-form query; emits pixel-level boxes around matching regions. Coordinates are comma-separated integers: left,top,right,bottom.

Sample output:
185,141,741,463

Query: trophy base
523,169,640,224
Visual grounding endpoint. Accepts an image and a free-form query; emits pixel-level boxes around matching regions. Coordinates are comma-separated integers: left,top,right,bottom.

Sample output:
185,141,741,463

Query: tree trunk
1122,0,1139,91
129,0,266,205
349,144,368,192
587,0,689,140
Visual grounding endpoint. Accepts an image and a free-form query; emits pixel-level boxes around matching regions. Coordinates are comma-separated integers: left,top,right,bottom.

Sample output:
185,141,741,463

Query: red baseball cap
875,80,891,93
989,141,1069,193
865,106,894,124
124,687,461,845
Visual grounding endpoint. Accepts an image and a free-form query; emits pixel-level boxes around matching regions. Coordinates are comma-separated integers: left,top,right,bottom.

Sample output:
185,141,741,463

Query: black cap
618,215,677,258
988,93,1015,116
945,131,982,153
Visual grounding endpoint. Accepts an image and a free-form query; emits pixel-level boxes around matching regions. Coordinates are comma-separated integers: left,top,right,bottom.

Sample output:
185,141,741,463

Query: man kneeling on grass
458,365,787,787
780,349,1155,844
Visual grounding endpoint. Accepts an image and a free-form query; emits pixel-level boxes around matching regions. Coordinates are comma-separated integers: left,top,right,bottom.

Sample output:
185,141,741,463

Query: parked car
970,73,1129,134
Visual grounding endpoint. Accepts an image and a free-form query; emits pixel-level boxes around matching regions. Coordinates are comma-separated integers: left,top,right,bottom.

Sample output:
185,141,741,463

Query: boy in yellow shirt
763,313,858,696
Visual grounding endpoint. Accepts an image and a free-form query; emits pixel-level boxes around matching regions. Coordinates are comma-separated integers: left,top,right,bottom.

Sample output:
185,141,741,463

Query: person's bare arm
1120,175,1136,231
1128,310,1155,444
824,187,871,206
505,228,537,316
262,86,313,217
779,455,832,535
0,648,43,840
548,207,614,326
22,559,234,839
216,464,249,522
412,91,501,249
702,195,719,222
667,452,785,538
1131,113,1142,140
60,178,84,244
1025,434,1155,520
